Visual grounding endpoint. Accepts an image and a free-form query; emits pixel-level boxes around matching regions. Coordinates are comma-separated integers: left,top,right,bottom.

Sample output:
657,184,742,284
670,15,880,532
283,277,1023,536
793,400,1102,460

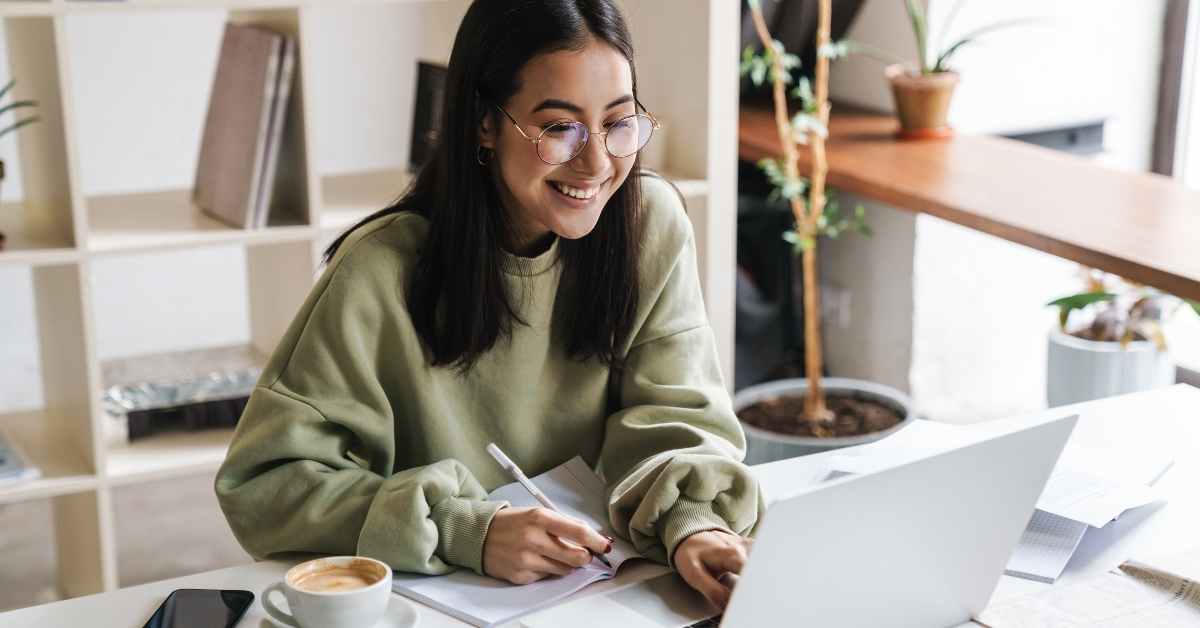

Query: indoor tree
741,0,868,429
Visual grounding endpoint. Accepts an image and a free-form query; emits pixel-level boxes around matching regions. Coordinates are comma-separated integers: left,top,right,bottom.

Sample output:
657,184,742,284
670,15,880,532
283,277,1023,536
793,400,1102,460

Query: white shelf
0,200,78,266
320,168,413,234
106,428,234,486
86,188,313,255
0,239,78,267
0,410,98,505
657,172,709,199
0,0,737,603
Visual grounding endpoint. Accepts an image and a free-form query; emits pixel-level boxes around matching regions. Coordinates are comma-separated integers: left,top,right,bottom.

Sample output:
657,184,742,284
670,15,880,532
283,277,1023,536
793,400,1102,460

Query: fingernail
604,542,613,554
603,534,614,543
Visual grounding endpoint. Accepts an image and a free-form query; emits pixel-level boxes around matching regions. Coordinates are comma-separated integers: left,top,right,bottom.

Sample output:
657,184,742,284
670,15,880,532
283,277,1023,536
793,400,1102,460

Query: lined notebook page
1005,509,1089,583
392,457,644,627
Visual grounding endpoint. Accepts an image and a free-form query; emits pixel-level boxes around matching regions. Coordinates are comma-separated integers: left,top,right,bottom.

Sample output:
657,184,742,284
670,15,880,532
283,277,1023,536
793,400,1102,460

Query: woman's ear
477,110,496,150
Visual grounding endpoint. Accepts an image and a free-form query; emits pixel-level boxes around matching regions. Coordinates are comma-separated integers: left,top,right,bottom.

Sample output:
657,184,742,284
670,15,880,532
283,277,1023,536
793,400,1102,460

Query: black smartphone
141,589,254,628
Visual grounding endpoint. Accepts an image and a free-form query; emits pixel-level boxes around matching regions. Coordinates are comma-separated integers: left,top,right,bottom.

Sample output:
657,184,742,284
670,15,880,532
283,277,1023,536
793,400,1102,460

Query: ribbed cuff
430,497,508,575
660,497,733,569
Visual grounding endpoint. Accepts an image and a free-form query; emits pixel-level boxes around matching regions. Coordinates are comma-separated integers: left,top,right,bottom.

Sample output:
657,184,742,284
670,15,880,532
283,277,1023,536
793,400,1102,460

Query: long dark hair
322,0,643,372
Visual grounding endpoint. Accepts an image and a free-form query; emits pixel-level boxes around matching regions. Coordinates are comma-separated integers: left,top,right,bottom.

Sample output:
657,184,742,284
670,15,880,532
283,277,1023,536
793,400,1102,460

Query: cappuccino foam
290,561,383,593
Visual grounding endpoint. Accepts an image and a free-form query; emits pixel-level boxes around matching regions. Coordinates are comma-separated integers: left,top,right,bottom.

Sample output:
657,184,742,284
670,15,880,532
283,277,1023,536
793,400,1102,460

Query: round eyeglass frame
493,100,662,165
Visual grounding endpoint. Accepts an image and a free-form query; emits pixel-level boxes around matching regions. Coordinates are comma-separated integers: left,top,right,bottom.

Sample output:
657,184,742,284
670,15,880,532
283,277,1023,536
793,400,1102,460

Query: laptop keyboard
685,616,722,627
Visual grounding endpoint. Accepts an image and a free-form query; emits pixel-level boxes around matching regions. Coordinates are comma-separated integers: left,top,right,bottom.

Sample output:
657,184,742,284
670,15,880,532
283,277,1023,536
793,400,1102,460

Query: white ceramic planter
733,377,915,465
1046,330,1175,407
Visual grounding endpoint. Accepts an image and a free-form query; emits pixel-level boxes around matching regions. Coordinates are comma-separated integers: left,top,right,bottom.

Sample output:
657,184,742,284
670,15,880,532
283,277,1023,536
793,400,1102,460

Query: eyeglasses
494,100,661,165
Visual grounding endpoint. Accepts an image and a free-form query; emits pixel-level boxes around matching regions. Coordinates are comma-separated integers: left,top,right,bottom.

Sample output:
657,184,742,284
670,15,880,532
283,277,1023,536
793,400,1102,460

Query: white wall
818,195,916,394
0,3,462,413
824,0,1170,423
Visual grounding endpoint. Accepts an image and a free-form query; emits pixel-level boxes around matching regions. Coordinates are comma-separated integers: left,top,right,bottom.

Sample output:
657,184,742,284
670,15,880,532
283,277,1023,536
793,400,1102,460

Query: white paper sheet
980,549,1200,627
1036,468,1164,528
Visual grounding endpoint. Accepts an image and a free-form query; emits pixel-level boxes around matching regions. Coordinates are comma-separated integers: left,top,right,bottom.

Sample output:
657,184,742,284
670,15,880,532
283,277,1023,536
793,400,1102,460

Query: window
1171,0,1200,372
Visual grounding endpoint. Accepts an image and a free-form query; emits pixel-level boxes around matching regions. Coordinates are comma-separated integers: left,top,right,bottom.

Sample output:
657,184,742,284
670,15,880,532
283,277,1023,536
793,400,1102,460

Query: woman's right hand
482,506,613,584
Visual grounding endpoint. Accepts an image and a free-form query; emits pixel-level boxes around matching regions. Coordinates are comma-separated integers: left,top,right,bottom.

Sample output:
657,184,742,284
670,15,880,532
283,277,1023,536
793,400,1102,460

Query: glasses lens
538,122,588,164
605,114,654,158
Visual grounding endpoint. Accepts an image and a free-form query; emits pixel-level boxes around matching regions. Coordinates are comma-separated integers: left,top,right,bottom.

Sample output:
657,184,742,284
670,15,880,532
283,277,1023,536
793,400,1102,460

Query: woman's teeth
551,181,598,200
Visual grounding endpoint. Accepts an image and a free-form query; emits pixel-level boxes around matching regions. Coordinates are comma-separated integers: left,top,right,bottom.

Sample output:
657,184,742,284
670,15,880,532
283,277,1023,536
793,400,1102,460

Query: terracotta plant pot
885,64,959,140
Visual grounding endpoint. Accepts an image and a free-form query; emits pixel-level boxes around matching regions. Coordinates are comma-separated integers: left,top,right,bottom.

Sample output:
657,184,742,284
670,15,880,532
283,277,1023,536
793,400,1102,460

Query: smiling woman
214,0,763,613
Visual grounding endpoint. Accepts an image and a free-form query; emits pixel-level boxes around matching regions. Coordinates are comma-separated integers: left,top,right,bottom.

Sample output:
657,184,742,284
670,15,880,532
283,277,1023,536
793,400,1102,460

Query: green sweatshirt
214,174,765,578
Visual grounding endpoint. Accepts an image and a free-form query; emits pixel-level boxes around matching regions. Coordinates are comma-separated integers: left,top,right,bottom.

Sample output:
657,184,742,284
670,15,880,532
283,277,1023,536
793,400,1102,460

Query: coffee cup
262,555,393,628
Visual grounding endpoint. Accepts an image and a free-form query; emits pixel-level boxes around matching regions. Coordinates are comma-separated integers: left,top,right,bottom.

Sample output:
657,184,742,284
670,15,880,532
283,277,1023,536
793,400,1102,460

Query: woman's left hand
672,529,752,611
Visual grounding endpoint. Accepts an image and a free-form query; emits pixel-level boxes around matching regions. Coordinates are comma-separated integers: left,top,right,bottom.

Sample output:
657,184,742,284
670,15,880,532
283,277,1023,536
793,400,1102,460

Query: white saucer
376,595,419,628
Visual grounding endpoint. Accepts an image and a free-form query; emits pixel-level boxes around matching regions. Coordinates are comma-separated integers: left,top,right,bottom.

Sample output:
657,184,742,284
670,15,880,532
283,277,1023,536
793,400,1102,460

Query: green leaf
933,0,968,55
756,158,786,186
791,77,815,112
750,60,767,86
0,99,37,117
904,0,929,73
790,112,827,143
1188,299,1200,317
1046,292,1117,310
0,79,15,103
1046,291,1117,331
934,19,1037,72
780,178,806,200
818,40,852,60
0,115,39,140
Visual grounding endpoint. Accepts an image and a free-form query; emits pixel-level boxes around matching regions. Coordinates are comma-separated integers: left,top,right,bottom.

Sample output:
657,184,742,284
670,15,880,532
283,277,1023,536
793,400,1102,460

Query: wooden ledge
739,104,1200,301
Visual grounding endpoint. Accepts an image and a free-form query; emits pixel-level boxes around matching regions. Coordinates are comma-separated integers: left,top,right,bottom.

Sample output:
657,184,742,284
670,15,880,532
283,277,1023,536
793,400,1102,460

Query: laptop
535,412,1077,628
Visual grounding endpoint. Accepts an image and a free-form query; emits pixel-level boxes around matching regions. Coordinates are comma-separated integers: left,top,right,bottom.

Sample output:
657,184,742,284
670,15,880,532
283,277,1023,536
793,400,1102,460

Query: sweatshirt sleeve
599,179,767,568
214,226,506,576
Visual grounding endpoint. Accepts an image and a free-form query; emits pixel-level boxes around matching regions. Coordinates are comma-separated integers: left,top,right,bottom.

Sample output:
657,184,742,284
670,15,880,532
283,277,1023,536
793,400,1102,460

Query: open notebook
391,456,647,627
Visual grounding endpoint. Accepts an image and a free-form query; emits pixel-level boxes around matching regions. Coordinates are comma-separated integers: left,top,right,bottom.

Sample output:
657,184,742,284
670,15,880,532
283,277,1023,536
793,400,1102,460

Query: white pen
486,443,613,568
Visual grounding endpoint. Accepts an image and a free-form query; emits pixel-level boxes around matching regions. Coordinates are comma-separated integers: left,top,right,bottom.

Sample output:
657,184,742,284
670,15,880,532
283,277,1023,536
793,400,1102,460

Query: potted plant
0,77,41,251
834,0,1031,139
1046,268,1200,407
736,0,914,463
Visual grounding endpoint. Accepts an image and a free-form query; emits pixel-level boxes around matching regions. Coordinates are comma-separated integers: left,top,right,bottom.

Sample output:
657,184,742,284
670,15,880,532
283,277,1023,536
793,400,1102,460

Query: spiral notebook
391,456,647,628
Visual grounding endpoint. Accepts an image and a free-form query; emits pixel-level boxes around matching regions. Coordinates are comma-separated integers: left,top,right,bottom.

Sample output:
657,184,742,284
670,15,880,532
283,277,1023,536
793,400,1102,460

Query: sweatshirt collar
500,236,561,277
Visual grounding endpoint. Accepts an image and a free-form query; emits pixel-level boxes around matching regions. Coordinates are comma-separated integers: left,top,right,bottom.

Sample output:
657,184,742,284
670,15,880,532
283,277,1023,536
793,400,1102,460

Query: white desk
4,384,1197,628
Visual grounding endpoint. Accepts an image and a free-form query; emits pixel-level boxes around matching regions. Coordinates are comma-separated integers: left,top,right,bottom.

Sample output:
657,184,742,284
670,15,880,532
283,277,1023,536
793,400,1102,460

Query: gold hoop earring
476,146,493,166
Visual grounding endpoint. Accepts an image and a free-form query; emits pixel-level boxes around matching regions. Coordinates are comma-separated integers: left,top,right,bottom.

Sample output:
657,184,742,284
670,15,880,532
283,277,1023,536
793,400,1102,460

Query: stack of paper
825,418,1172,584
1005,445,1172,583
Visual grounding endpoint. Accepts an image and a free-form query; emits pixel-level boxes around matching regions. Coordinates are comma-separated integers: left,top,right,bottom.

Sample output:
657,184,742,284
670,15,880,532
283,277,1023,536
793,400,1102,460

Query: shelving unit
0,0,738,605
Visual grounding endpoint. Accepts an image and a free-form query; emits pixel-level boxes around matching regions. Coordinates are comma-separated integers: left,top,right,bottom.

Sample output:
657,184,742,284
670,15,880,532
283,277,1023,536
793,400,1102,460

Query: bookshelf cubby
0,0,738,606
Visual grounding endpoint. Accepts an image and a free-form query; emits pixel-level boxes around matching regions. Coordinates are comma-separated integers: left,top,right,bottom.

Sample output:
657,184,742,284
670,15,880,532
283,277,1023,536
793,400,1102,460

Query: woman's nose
570,130,612,176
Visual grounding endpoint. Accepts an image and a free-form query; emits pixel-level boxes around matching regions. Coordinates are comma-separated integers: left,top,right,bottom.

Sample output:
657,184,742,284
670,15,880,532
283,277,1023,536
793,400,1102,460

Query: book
254,34,298,228
193,22,284,229
391,456,648,628
100,344,265,444
0,430,41,486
